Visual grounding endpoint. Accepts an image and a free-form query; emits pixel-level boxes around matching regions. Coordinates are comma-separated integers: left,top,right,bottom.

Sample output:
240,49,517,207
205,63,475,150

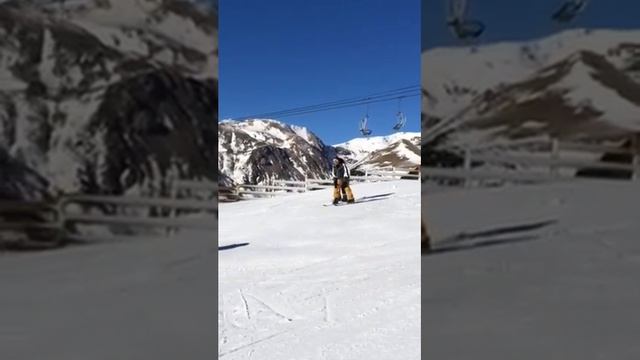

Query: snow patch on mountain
425,28,640,120
556,59,640,131
424,28,640,149
334,132,420,163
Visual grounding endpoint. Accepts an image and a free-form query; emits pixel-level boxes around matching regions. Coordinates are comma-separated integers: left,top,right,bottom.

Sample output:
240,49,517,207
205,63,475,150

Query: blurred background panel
423,1,640,359
0,1,218,359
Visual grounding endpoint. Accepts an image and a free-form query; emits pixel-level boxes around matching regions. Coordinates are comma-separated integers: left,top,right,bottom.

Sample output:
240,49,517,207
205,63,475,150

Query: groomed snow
423,179,640,359
0,230,217,360
219,180,421,359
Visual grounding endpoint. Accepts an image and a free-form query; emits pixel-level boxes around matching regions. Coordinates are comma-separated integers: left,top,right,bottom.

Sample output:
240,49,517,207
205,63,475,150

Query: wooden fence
422,137,640,187
0,167,419,247
0,188,219,247
208,167,420,201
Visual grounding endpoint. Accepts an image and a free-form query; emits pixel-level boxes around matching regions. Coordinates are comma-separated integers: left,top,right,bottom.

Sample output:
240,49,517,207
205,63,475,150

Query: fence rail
235,168,420,199
0,187,220,247
0,167,419,247
423,136,640,186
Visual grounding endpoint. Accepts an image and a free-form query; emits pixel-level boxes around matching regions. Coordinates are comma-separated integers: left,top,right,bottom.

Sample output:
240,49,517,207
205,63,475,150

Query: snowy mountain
218,119,336,184
424,179,640,359
334,132,420,169
355,138,421,170
424,28,640,148
220,180,420,359
1,222,217,358
0,0,217,200
218,119,419,184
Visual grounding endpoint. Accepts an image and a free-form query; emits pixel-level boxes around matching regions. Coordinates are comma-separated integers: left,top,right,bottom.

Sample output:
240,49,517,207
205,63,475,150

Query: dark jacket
332,161,350,179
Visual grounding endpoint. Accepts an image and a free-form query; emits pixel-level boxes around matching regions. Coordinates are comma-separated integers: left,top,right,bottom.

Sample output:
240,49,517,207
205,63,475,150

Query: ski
323,195,393,206
323,201,350,206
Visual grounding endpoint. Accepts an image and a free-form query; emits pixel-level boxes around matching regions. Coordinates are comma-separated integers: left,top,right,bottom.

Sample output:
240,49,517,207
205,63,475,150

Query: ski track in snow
219,181,421,359
423,179,640,359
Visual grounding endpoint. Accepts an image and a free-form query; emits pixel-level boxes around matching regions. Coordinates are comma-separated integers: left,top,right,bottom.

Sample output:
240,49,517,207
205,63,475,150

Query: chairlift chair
392,97,407,131
360,116,372,136
446,0,485,41
448,18,485,40
551,0,588,23
393,112,407,131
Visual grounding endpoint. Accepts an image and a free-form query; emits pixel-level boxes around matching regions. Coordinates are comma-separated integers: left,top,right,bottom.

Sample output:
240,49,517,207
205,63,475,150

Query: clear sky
219,0,421,145
422,0,640,50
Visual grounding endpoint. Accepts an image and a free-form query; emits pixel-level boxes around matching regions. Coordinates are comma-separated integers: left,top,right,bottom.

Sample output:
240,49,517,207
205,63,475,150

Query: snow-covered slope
424,28,640,147
423,179,640,359
354,139,421,170
219,180,420,359
0,227,217,359
334,132,420,163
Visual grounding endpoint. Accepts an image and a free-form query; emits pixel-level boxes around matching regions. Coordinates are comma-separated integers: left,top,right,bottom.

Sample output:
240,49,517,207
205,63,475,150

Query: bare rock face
0,148,59,250
0,0,217,196
76,70,217,196
218,119,336,185
0,0,217,248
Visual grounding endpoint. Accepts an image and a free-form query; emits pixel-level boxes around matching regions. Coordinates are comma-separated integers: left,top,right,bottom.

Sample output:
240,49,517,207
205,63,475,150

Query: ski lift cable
233,89,420,120
257,93,420,120
234,87,420,120
233,85,417,115
234,92,419,121
251,86,419,117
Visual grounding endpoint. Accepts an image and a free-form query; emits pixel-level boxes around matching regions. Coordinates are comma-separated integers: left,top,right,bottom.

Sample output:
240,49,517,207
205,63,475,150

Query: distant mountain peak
424,28,640,148
218,120,420,184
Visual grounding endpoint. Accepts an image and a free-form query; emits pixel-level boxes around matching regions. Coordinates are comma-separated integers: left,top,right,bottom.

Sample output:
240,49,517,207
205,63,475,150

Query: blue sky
422,0,640,50
219,0,420,145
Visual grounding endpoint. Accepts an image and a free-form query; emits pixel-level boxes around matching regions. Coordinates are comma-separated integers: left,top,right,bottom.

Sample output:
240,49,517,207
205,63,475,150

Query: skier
331,157,355,205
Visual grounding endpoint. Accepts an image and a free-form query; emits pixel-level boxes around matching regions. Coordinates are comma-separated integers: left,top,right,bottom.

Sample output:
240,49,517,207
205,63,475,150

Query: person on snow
331,157,355,205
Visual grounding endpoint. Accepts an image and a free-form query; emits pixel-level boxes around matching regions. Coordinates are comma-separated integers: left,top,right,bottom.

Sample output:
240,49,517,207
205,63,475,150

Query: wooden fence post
632,133,640,181
550,137,560,179
167,181,178,236
463,147,472,188
54,196,67,244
